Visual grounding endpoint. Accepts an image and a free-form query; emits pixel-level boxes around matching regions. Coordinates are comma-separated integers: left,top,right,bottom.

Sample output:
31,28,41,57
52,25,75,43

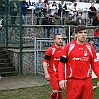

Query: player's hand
45,73,50,81
59,80,66,89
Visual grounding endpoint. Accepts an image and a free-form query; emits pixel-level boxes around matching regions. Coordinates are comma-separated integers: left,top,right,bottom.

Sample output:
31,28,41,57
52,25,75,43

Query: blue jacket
35,2,45,14
22,1,29,15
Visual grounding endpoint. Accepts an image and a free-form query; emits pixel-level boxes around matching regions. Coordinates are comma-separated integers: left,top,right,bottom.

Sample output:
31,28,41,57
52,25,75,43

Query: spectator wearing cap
50,1,58,17
52,12,61,34
41,12,52,46
65,13,76,40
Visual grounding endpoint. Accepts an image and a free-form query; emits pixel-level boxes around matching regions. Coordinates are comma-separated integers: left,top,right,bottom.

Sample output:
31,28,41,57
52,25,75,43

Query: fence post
69,26,70,42
5,0,8,49
19,1,23,75
34,37,37,75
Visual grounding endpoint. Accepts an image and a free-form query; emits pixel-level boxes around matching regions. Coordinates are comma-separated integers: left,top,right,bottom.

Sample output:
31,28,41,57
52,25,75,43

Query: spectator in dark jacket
89,3,97,24
76,14,85,25
0,0,6,25
52,12,61,34
65,13,76,40
9,0,19,25
58,0,67,25
41,12,52,46
22,0,29,25
92,12,99,26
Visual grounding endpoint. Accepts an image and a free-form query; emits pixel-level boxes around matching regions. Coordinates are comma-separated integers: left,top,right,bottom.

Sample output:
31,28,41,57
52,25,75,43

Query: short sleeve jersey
60,40,99,80
44,45,63,76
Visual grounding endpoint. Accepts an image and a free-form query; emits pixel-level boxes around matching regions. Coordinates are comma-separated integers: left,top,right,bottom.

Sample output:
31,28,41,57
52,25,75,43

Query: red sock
50,92,62,99
51,92,57,99
57,92,62,99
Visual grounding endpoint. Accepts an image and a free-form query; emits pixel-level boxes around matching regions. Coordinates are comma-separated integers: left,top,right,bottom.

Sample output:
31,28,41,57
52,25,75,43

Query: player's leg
81,78,94,99
51,90,62,99
66,78,83,99
50,76,62,99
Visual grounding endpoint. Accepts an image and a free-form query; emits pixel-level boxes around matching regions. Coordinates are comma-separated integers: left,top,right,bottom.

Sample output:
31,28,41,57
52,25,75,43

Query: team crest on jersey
84,50,87,56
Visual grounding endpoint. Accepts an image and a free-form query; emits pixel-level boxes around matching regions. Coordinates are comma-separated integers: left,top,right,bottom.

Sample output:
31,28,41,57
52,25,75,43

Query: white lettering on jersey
86,45,93,57
73,57,81,60
73,57,88,61
52,48,56,55
68,44,75,55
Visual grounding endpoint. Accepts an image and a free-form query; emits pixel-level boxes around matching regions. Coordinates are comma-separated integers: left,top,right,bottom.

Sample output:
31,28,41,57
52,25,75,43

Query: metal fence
33,37,66,75
0,0,99,75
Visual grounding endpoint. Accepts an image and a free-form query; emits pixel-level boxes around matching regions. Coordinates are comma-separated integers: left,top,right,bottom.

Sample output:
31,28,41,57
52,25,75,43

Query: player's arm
91,48,99,87
58,55,68,89
43,55,51,80
58,55,67,81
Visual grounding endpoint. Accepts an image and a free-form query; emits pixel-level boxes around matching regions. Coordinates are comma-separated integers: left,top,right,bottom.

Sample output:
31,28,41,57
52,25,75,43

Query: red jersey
94,29,99,36
44,45,63,76
58,40,99,81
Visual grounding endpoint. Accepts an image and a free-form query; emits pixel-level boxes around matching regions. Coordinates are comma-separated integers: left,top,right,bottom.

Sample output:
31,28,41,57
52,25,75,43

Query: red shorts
50,76,61,91
66,78,93,99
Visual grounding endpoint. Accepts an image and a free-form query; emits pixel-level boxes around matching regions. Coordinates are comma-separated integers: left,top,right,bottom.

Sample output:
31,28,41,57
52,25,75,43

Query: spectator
43,34,63,99
82,7,89,25
42,0,50,17
65,13,76,40
52,12,61,34
9,0,19,25
22,0,29,25
70,2,78,20
88,38,96,49
35,0,44,25
41,12,52,46
58,25,99,99
89,3,97,24
50,1,58,17
0,0,6,25
0,18,4,44
92,12,99,26
58,0,67,25
93,27,99,45
0,24,3,44
96,41,99,52
76,13,85,25
94,27,99,36
96,0,99,3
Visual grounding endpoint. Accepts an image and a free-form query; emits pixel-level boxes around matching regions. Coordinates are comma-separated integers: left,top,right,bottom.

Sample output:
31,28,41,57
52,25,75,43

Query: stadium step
0,47,17,77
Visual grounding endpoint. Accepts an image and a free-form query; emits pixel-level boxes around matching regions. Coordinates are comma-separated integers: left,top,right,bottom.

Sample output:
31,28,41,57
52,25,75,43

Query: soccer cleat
93,86,97,90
